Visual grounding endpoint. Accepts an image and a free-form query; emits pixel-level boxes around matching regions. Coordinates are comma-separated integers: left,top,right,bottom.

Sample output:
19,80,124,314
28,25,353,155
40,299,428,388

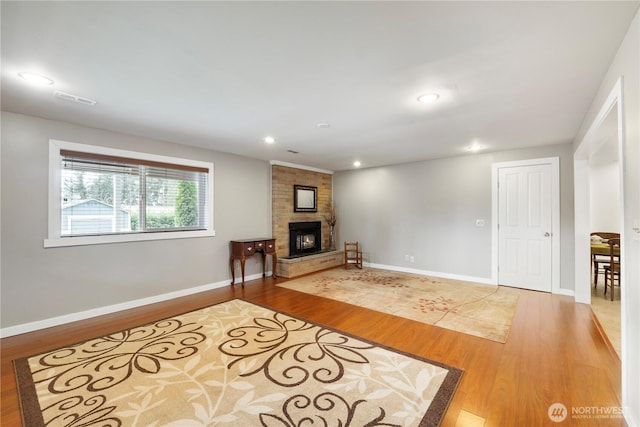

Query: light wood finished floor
591,274,621,359
1,271,623,426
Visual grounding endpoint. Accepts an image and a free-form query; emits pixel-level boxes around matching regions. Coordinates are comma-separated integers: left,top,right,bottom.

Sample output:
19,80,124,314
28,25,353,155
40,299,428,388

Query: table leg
262,252,267,278
240,259,246,287
610,270,614,301
271,253,277,278
230,257,235,285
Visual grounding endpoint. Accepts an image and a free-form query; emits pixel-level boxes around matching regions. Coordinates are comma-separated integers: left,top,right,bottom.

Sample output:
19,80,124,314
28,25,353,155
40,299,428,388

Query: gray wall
0,111,578,330
1,111,271,328
334,143,575,290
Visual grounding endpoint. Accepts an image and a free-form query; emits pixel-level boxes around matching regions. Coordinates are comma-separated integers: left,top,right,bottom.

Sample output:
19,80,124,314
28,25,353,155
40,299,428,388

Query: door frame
491,157,561,293
573,75,627,420
574,77,626,305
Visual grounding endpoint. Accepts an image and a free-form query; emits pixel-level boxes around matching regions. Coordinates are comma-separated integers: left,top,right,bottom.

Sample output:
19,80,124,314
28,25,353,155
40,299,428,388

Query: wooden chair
604,238,621,301
591,232,619,287
344,241,363,269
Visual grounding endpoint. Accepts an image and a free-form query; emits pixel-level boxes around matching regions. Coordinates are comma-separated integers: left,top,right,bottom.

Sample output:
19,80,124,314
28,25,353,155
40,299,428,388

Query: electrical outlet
410,255,415,263
475,219,485,227
404,254,410,261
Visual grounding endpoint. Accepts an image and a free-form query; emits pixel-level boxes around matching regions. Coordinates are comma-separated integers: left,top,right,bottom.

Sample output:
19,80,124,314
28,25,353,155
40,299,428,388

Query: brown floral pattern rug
14,299,462,426
277,268,520,343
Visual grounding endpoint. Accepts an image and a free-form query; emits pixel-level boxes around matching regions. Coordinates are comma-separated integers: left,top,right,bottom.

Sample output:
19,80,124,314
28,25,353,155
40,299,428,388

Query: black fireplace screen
297,233,316,250
289,221,321,256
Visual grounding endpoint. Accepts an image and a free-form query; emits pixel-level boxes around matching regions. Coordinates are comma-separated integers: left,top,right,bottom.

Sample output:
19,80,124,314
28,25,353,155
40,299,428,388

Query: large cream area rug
277,268,520,343
14,299,462,427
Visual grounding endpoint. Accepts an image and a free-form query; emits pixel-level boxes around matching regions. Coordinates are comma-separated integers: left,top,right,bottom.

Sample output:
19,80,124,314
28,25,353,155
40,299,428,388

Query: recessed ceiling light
317,123,330,128
417,93,440,103
264,136,276,144
353,161,361,168
18,72,54,86
465,143,486,152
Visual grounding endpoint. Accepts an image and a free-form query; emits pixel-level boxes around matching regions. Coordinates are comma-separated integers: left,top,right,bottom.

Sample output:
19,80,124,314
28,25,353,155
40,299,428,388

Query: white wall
589,161,621,232
0,111,272,330
573,10,639,426
334,142,575,290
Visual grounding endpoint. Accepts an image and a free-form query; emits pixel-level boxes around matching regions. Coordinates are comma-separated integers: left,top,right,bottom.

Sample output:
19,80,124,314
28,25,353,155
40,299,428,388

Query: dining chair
344,241,363,269
604,237,621,301
591,232,620,287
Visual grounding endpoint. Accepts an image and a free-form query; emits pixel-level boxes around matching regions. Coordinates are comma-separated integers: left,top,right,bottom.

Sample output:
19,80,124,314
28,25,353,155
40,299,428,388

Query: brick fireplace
271,163,343,277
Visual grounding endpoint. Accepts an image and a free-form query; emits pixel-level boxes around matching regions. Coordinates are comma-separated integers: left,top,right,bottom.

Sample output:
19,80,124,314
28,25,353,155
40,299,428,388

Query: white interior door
498,163,553,292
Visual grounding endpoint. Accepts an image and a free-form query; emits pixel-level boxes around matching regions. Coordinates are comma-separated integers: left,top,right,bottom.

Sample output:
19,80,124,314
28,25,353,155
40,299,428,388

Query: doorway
574,77,625,305
576,86,623,357
573,76,626,404
492,157,560,292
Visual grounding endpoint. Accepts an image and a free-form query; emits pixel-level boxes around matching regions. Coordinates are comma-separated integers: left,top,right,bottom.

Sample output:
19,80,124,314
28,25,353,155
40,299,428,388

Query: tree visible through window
175,181,198,227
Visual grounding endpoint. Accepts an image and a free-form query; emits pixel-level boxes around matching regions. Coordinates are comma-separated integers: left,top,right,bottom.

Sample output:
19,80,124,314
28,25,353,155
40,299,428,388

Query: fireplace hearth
289,221,321,257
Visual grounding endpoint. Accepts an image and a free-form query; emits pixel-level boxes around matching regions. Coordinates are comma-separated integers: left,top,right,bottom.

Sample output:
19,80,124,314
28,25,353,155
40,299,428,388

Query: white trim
574,76,628,420
367,262,494,285
269,160,334,175
573,157,591,303
554,287,575,297
0,272,269,338
44,229,215,248
574,77,625,305
46,139,215,248
491,157,561,293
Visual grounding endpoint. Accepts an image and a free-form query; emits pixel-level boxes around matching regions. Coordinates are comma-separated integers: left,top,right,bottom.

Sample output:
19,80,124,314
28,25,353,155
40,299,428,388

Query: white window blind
60,149,209,237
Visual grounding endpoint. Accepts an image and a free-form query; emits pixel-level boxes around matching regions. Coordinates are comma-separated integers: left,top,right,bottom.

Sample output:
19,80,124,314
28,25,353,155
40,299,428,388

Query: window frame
45,139,215,248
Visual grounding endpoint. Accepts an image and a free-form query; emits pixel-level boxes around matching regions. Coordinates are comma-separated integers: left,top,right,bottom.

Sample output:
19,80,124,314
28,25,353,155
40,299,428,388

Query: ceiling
1,1,638,172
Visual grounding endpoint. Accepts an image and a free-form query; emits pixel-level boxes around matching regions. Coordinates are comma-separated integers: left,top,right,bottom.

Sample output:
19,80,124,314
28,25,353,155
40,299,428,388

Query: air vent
54,91,97,106
287,149,299,154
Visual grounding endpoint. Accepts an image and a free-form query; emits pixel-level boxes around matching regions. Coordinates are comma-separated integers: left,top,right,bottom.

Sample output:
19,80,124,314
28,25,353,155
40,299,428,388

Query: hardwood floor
1,271,623,426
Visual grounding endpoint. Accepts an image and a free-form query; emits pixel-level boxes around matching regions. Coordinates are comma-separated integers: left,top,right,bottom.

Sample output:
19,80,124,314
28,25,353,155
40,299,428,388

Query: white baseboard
367,263,495,285
0,266,573,338
553,287,575,297
367,264,577,297
0,272,267,338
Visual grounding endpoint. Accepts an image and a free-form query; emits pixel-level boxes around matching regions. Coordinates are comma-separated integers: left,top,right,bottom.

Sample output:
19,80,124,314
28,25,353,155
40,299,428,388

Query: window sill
44,229,216,248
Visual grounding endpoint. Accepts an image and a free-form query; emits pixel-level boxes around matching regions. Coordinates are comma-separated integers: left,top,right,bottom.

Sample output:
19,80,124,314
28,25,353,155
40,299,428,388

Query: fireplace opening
289,221,321,257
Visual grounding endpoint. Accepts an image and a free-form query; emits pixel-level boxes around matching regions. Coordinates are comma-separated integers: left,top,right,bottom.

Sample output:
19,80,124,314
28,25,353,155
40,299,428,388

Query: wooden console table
230,238,277,286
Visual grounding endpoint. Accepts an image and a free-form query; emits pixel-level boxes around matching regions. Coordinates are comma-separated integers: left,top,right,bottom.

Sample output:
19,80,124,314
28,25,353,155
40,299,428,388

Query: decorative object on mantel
324,203,337,250
293,185,317,212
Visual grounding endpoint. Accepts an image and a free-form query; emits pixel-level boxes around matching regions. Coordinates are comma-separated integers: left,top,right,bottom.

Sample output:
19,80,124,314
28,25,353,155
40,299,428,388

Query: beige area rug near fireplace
278,267,520,343
14,299,462,427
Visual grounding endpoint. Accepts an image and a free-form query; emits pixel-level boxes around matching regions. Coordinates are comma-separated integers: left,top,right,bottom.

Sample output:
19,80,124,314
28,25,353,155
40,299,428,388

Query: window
46,140,214,247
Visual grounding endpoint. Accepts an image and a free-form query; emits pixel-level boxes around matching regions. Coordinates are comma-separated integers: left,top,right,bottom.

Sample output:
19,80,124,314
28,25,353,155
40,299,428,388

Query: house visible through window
46,140,214,247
